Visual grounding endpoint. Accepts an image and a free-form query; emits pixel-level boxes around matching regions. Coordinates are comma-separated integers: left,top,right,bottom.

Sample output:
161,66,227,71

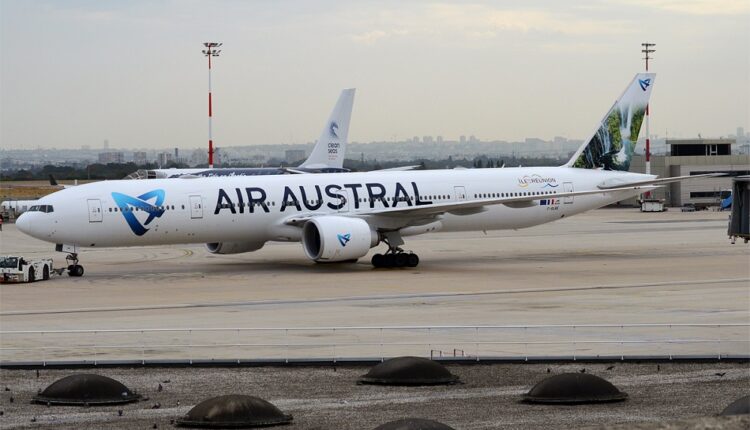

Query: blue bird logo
337,233,351,247
638,78,651,91
329,121,339,138
112,189,166,236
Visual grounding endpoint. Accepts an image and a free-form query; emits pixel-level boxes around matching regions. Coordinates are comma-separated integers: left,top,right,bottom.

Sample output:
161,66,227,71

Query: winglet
299,88,356,169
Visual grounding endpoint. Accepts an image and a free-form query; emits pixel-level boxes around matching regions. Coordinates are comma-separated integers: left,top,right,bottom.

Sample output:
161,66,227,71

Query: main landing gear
371,232,420,268
66,253,84,277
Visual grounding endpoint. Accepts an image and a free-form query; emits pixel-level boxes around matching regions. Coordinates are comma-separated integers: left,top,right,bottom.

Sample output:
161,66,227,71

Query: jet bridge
728,176,750,244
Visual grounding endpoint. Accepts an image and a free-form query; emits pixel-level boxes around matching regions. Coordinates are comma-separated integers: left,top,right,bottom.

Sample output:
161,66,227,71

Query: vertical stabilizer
299,88,356,169
567,73,656,171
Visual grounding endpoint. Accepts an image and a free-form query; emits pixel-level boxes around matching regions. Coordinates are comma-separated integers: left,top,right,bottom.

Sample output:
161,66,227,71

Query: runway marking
2,278,747,317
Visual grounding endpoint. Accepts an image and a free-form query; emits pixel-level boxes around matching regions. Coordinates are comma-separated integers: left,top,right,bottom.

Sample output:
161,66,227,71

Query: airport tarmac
1,207,748,361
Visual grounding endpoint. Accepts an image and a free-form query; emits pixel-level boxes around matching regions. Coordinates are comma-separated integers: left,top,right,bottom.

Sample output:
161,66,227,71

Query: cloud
347,3,635,46
614,0,750,15
351,30,390,45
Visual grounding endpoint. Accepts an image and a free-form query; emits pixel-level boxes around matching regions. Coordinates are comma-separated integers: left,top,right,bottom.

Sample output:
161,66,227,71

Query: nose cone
16,212,31,235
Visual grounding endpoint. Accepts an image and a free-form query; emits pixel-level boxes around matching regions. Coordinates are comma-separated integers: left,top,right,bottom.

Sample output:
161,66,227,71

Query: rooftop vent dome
373,418,456,430
720,395,749,416
523,373,627,404
177,395,292,428
359,356,459,386
32,374,141,406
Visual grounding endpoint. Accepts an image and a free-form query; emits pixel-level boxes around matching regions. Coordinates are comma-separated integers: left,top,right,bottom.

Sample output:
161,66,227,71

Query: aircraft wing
366,185,658,218
372,165,422,172
597,173,725,190
282,168,310,175
283,184,658,226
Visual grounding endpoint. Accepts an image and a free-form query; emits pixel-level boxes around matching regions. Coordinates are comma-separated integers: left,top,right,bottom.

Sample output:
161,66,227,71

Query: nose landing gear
66,253,84,277
371,231,420,268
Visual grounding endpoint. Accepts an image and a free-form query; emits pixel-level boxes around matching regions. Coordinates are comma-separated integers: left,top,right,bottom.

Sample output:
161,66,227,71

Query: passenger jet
17,73,715,275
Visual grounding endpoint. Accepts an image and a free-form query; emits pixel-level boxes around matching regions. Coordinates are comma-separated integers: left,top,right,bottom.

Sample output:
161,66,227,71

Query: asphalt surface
1,207,748,428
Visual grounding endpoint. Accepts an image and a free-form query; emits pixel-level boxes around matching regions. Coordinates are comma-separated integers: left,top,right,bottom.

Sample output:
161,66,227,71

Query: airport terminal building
627,138,750,207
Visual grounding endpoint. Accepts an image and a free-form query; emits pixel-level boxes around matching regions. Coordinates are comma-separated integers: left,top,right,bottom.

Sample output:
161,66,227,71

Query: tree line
1,155,567,181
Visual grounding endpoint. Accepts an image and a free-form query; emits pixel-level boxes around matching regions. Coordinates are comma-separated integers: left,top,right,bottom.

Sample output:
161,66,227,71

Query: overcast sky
1,0,748,150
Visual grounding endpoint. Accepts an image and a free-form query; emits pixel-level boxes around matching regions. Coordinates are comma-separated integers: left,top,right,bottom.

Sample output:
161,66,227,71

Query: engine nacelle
302,216,378,262
205,241,265,255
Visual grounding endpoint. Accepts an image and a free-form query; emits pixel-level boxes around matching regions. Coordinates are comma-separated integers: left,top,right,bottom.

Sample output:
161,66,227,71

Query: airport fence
1,323,748,365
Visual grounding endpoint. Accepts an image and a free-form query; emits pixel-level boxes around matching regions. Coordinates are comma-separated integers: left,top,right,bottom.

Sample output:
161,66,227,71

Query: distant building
459,135,466,144
737,127,745,139
133,151,148,165
190,149,208,166
98,151,124,163
285,149,306,164
627,138,749,207
423,136,433,144
436,136,444,144
412,136,420,144
157,152,173,166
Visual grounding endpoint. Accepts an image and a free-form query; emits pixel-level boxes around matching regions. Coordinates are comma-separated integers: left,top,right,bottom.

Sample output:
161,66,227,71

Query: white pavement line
2,278,748,317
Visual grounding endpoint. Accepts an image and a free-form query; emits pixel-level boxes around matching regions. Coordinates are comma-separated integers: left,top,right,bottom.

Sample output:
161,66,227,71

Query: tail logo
337,233,351,247
329,121,339,139
639,78,651,91
112,189,166,236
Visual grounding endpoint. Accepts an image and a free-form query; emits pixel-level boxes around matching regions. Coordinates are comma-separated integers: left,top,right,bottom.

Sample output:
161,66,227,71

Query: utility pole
642,42,655,200
641,43,655,175
202,42,222,168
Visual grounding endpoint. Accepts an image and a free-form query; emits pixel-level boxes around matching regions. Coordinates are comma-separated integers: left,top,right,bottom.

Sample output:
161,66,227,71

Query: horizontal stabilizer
597,173,725,190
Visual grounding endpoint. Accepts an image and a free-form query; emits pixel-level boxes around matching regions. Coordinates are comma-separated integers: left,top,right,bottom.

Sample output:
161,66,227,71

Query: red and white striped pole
642,42,655,199
202,42,222,168
642,43,655,176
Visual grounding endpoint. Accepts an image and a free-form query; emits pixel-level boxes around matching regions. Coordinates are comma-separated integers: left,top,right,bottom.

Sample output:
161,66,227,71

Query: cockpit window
26,205,54,213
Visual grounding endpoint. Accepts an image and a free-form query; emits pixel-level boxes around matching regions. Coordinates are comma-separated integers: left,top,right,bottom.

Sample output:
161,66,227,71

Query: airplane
125,88,357,179
16,73,718,276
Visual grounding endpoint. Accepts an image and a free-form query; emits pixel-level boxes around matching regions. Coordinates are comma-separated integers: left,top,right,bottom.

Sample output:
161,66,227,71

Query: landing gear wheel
406,253,420,268
68,265,84,277
383,253,396,268
28,267,36,283
43,265,50,280
394,253,408,267
372,232,421,268
65,253,84,277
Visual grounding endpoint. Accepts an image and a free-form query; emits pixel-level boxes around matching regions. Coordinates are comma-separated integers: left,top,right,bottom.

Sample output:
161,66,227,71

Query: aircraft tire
383,254,396,268
394,253,408,267
406,253,419,268
371,253,384,268
68,265,84,277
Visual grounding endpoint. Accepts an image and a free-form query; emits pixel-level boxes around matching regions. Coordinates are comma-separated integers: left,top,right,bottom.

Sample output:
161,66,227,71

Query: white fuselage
17,167,651,249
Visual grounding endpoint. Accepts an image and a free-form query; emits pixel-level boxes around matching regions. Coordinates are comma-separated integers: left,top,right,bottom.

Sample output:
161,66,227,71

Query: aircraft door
87,199,103,223
454,186,467,201
189,195,203,219
563,182,574,204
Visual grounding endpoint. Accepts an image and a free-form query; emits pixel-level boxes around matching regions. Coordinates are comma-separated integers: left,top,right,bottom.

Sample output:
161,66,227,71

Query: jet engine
302,216,378,262
205,241,265,254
